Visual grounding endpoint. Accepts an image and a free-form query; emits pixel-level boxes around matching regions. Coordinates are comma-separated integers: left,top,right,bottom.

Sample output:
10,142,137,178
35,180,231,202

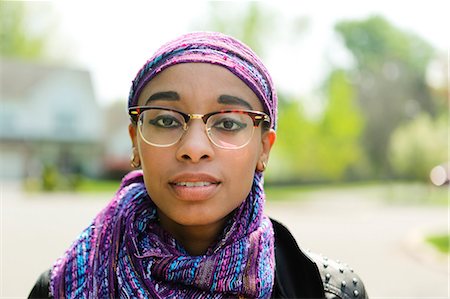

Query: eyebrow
144,92,253,110
145,91,180,105
218,95,253,110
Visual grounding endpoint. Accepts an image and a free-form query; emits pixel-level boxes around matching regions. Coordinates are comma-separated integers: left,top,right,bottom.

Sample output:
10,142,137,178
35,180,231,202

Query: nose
175,120,214,163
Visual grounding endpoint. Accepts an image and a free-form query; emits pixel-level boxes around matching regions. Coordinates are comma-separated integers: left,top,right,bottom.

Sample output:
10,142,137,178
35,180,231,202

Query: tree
389,114,448,181
0,1,55,60
268,71,367,183
335,16,437,177
267,95,318,182
317,70,367,180
203,2,270,55
194,2,308,57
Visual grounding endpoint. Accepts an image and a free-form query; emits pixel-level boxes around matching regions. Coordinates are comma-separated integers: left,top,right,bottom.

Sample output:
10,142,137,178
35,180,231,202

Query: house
0,59,103,180
101,100,134,179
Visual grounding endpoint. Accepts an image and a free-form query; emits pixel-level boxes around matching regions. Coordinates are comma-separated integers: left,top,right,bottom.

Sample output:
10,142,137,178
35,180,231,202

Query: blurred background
1,1,448,298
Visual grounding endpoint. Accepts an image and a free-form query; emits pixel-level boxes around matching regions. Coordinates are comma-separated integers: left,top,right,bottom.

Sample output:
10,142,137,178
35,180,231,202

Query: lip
169,173,221,201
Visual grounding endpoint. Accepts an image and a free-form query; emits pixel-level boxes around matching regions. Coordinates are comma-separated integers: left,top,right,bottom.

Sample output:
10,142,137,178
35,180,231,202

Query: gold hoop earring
258,161,267,172
130,152,141,169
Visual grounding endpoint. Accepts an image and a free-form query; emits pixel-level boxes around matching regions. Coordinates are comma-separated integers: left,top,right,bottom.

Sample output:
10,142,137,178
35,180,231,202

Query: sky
42,1,449,107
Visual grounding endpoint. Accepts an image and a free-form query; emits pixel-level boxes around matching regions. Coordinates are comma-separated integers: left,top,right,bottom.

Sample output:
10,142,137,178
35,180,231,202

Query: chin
173,210,226,227
175,216,220,227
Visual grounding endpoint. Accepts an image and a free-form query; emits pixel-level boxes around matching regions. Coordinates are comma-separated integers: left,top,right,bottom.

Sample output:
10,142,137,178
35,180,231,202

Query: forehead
137,63,263,110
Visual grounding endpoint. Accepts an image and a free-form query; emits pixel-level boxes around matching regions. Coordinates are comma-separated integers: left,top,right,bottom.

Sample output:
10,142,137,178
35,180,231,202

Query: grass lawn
381,181,448,206
76,178,121,193
265,181,448,205
426,234,450,254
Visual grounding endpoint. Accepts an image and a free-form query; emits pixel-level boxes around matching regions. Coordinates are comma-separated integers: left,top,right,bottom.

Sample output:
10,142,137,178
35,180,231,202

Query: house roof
0,58,90,100
0,58,102,143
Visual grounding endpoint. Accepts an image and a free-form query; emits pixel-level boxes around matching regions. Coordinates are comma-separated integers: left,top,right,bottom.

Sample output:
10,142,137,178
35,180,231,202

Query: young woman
29,32,368,299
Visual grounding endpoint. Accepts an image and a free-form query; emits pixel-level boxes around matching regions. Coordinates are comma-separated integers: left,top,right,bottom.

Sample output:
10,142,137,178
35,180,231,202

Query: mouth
169,173,221,201
174,181,215,187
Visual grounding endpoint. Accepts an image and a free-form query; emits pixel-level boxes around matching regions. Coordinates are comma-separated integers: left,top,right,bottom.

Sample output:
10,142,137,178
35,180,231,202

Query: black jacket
29,219,368,299
270,219,368,298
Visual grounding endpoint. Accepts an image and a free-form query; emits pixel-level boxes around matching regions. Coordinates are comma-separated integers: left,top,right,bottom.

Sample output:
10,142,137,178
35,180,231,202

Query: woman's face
129,63,275,229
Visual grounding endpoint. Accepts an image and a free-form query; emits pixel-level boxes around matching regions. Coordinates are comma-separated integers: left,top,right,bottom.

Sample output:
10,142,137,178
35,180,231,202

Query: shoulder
305,251,369,299
28,269,52,299
271,218,324,298
271,218,369,299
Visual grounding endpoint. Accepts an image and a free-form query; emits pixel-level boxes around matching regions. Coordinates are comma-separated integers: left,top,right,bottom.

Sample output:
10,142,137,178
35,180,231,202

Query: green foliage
76,178,121,193
317,70,367,180
426,234,449,254
267,71,366,183
335,16,438,177
0,2,49,59
388,114,448,181
197,2,308,57
41,165,58,191
336,16,434,75
24,164,82,192
268,98,318,181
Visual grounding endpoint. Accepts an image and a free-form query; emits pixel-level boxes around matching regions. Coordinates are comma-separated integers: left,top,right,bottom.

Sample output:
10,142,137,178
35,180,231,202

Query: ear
128,123,141,167
128,123,138,148
257,129,276,171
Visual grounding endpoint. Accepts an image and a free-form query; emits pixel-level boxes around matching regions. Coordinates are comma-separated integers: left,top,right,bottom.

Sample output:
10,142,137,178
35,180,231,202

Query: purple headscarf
128,31,278,129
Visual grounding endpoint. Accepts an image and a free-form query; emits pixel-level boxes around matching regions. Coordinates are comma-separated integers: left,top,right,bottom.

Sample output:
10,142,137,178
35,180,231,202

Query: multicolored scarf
50,170,275,298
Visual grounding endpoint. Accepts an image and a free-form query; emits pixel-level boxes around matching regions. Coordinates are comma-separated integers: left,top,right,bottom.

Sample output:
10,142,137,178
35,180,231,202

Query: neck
157,210,227,256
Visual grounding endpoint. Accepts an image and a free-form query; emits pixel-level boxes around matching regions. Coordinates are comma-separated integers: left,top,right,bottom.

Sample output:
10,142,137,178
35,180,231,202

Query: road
1,183,448,298
266,188,448,298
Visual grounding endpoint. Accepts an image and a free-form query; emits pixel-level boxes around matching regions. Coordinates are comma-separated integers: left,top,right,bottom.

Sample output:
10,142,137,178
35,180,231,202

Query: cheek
140,147,163,172
231,152,257,175
138,145,171,189
224,145,260,195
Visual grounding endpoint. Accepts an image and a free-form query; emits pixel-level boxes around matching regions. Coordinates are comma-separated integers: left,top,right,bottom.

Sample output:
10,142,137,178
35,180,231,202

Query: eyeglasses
129,106,271,149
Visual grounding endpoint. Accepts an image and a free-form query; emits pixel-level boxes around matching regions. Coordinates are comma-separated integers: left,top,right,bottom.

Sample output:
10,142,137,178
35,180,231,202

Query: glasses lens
207,112,254,149
138,109,185,146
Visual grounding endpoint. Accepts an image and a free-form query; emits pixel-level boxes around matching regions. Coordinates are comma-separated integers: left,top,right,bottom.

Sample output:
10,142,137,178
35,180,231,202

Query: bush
426,233,449,254
388,114,448,180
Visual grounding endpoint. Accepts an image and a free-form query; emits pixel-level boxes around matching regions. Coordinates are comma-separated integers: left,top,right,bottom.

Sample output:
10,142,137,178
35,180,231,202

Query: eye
212,117,247,132
149,115,182,128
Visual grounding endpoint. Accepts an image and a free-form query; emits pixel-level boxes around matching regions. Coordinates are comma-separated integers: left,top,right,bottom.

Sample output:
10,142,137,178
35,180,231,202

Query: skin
129,63,276,256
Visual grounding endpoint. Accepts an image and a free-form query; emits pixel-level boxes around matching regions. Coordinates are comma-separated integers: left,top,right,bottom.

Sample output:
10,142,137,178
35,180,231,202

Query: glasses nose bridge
180,113,213,145
187,113,209,125
183,113,211,135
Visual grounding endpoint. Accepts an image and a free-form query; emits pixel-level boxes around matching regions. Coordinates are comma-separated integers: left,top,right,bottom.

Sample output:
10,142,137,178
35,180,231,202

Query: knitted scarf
50,170,275,298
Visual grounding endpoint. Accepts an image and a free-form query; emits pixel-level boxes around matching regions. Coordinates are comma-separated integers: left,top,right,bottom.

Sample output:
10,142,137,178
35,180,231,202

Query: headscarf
128,31,278,129
51,32,277,299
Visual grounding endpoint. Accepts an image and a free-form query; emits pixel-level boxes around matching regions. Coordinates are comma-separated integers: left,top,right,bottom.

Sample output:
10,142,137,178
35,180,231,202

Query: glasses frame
128,106,271,148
